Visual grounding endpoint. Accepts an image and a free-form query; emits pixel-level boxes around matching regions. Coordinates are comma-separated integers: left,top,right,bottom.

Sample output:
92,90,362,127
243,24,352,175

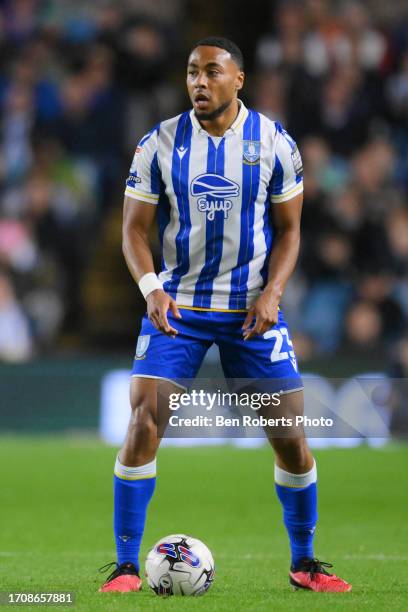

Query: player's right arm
122,197,181,338
123,130,181,338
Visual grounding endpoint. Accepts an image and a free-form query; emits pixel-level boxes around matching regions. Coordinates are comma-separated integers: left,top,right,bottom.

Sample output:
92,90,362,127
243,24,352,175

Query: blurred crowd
256,1,408,372
0,0,406,372
0,0,183,360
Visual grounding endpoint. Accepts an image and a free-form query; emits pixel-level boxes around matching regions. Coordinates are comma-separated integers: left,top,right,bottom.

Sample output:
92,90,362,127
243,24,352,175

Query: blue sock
113,457,156,571
275,460,318,569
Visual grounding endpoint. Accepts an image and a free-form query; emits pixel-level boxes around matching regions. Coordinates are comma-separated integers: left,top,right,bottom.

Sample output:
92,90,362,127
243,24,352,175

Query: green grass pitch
0,438,407,611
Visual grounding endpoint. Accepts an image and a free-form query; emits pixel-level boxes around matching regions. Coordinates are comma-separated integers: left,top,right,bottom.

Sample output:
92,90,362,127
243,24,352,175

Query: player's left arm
242,192,303,340
243,124,303,339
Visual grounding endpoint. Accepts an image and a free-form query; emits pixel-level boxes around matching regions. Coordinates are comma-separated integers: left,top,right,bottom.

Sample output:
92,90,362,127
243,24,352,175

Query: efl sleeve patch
270,124,303,204
125,131,160,204
291,145,303,177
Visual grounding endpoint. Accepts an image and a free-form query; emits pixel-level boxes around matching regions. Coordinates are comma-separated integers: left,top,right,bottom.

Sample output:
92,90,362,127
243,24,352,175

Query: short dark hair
190,36,244,70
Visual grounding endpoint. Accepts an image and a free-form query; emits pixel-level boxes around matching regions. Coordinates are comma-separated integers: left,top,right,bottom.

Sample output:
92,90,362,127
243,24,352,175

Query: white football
145,534,215,596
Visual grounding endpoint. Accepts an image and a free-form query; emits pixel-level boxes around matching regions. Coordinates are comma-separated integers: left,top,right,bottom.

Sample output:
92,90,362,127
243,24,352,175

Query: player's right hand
146,289,182,338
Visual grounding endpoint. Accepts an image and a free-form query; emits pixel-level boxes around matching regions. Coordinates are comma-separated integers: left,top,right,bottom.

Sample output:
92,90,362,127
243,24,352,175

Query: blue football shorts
131,308,303,394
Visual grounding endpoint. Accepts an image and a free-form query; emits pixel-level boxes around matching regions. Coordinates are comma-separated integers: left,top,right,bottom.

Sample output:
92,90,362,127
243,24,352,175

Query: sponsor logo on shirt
127,173,142,185
190,173,240,221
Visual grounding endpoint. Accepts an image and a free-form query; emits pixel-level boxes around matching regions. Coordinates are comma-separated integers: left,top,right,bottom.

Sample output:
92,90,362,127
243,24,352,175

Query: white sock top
274,459,317,488
114,456,157,480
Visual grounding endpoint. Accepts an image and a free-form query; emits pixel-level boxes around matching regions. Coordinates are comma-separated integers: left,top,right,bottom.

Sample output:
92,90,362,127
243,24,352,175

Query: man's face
187,46,244,121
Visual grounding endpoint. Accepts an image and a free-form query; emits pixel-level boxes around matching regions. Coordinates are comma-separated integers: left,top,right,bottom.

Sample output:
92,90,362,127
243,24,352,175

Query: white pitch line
1,552,407,561
0,551,113,558
213,553,408,561
343,554,408,561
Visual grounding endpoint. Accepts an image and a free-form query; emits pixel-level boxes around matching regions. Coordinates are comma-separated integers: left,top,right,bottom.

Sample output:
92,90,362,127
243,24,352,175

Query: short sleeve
125,128,160,204
270,124,303,204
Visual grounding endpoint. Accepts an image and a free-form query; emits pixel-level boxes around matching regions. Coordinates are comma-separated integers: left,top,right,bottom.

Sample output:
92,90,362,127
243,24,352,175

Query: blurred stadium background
1,4,408,609
0,0,407,440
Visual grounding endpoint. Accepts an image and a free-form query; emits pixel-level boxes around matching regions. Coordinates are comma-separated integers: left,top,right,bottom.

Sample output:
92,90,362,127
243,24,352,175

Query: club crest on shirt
242,140,261,165
190,173,240,221
135,335,150,359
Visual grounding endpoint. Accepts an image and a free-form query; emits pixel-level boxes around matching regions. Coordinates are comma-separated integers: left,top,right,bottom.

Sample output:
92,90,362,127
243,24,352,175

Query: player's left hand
242,291,279,341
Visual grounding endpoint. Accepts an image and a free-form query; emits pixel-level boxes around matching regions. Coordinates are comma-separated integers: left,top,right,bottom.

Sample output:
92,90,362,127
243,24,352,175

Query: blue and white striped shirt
125,101,303,310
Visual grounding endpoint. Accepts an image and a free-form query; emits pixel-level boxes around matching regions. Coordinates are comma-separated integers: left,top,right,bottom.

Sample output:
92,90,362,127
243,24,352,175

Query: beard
194,98,233,121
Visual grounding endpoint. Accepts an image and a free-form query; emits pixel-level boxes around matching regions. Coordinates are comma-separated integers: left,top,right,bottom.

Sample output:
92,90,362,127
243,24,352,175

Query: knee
129,411,157,441
273,437,310,470
129,392,157,438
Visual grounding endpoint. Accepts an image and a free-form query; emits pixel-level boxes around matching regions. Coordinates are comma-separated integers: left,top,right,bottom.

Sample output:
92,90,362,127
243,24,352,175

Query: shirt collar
190,99,248,137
